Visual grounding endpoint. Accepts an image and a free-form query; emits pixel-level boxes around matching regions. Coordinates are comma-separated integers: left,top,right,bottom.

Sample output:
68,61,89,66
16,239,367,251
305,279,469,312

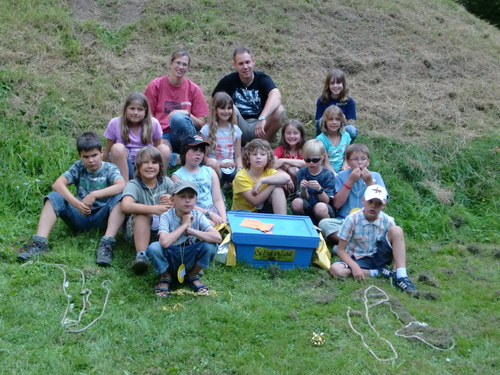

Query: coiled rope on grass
347,285,455,362
21,261,111,333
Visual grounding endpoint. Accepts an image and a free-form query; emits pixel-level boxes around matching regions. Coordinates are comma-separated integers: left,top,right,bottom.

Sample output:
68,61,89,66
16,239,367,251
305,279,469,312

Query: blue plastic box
227,211,320,269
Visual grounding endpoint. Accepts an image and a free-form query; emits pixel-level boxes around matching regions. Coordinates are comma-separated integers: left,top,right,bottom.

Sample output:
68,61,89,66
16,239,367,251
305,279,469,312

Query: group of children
17,68,419,298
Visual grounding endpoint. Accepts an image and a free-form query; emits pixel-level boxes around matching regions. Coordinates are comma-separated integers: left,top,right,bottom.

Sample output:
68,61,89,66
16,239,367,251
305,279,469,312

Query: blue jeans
315,120,358,142
161,112,198,153
146,240,217,277
46,191,121,232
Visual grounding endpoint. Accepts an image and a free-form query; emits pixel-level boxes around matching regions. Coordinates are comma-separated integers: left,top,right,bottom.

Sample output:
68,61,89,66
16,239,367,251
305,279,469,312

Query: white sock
370,269,379,277
396,268,407,278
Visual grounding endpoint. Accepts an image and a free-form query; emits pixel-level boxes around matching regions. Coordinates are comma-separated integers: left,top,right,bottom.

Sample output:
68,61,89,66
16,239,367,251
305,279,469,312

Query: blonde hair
120,92,154,145
242,139,274,170
207,92,236,154
320,105,346,134
302,140,326,165
134,146,165,181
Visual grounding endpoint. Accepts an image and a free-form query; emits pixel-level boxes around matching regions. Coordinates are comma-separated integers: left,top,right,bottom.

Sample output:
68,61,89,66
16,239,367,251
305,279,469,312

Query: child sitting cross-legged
120,146,174,275
146,181,222,298
330,184,419,297
17,132,125,266
291,140,335,225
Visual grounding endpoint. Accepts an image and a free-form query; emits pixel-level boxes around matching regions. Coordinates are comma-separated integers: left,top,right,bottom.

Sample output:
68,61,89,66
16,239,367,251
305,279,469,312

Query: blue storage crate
227,211,320,269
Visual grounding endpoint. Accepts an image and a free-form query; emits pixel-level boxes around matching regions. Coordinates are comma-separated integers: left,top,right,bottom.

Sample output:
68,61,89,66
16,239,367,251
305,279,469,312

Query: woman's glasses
305,158,322,163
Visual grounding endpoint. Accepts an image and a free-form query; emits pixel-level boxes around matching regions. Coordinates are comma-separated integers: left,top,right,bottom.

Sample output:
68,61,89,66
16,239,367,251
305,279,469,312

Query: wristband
344,183,352,190
258,116,266,121
204,211,211,218
317,188,324,194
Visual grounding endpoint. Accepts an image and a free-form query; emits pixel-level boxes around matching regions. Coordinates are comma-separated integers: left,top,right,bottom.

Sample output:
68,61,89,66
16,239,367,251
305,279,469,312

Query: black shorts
300,198,335,224
336,231,394,269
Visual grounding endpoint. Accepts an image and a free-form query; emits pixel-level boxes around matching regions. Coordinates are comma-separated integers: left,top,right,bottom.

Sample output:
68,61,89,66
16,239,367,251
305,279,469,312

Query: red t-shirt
145,76,209,133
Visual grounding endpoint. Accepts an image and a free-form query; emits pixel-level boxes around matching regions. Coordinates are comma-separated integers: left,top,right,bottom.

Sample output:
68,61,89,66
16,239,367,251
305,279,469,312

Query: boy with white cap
329,184,419,296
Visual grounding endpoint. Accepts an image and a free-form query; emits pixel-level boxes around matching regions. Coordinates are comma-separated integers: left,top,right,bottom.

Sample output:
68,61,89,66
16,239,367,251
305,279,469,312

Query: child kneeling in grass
146,180,221,298
17,132,125,266
330,184,419,297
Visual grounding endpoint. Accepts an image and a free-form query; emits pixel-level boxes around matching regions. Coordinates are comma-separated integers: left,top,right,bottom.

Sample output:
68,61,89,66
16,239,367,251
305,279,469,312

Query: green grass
1,0,500,373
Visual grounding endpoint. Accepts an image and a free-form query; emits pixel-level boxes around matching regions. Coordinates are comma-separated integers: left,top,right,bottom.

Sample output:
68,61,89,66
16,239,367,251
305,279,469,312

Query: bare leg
205,157,221,180
388,225,407,269
329,263,370,278
36,200,58,238
270,186,287,215
104,202,125,238
263,104,285,142
313,202,330,222
290,197,304,215
110,143,130,182
156,143,171,174
133,214,151,252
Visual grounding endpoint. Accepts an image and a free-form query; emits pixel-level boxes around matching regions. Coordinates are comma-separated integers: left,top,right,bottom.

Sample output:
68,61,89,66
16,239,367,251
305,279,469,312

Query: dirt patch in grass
67,0,144,29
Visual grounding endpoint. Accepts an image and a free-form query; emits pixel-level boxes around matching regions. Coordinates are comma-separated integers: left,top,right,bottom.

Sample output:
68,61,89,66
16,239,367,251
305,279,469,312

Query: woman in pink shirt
145,49,209,160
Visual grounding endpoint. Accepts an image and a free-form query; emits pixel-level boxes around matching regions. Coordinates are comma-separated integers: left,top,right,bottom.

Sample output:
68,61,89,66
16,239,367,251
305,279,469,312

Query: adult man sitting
212,47,284,145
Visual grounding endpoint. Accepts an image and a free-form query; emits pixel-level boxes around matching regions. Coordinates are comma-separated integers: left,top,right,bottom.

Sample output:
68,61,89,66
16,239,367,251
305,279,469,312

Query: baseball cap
172,180,198,195
363,184,388,202
182,135,209,147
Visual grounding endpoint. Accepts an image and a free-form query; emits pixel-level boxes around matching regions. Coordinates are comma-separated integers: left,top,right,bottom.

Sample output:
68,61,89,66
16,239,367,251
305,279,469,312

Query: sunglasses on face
305,158,322,163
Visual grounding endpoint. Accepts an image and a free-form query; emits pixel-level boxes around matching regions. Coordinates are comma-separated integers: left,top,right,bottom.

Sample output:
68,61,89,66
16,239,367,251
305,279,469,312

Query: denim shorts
146,240,218,278
46,191,121,232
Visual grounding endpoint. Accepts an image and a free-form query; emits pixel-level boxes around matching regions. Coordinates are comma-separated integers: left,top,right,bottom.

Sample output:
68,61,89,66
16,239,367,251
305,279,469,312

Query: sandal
154,277,172,298
187,275,209,295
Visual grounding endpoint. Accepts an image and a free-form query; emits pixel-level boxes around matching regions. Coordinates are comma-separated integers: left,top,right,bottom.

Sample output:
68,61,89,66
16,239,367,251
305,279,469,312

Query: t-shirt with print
231,168,277,212
144,76,209,133
200,123,242,161
159,209,213,246
104,117,163,163
296,167,336,206
337,209,395,258
212,72,277,119
334,170,387,219
316,131,351,173
63,161,123,211
173,166,214,209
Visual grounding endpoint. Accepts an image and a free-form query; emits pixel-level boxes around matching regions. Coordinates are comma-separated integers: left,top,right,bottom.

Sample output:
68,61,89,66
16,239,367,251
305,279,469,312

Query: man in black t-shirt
212,47,284,145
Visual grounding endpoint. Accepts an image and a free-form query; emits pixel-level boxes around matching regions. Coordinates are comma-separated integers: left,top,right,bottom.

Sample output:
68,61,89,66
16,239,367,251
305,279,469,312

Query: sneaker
17,240,49,261
377,266,394,279
96,239,114,267
131,253,149,275
393,276,420,297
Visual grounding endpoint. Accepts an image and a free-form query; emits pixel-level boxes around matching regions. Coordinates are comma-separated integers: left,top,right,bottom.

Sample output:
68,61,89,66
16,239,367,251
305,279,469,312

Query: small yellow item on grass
311,332,326,346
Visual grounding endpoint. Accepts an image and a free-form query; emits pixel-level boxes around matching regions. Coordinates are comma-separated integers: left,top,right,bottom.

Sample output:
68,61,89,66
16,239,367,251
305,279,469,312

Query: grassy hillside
0,0,499,374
